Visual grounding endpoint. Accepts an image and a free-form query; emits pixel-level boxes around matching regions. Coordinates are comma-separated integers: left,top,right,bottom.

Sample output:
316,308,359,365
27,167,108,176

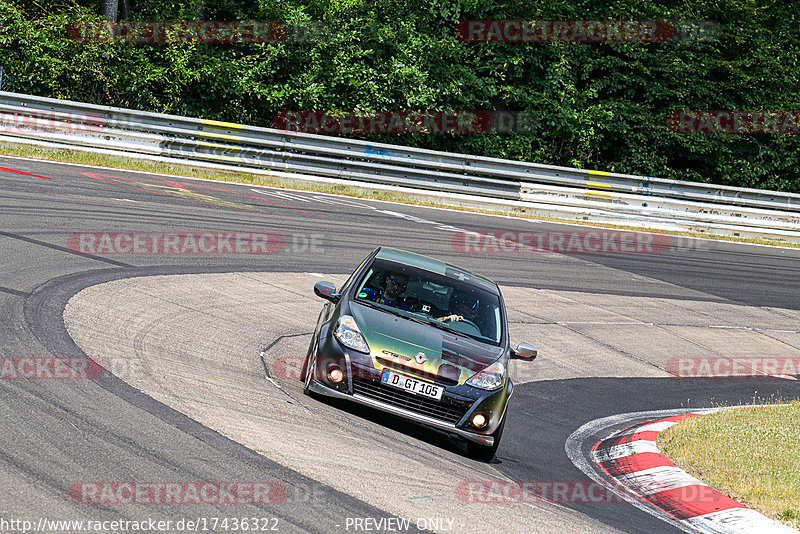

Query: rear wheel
466,416,505,461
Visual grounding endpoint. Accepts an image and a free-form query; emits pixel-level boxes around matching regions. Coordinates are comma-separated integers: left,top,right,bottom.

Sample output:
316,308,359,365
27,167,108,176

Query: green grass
2,141,799,248
657,401,800,522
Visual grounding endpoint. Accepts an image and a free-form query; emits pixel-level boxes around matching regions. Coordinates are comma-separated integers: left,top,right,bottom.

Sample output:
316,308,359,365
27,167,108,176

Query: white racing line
249,187,712,258
250,188,473,234
566,407,798,534
246,184,723,258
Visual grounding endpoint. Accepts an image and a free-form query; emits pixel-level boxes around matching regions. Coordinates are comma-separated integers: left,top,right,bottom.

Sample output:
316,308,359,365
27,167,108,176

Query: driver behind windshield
437,290,479,324
359,272,411,310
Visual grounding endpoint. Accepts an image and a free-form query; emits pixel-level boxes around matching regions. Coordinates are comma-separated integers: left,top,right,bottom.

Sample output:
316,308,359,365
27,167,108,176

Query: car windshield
353,259,503,346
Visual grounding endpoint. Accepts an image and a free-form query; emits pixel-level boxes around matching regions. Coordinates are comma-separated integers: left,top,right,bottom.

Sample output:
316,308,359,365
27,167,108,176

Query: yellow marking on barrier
197,141,232,149
203,153,242,163
199,132,242,141
586,182,612,188
587,170,610,176
585,191,612,198
201,118,243,130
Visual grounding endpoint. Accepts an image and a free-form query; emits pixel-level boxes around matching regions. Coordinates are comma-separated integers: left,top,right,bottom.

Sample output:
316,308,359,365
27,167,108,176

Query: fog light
328,367,343,383
472,413,488,428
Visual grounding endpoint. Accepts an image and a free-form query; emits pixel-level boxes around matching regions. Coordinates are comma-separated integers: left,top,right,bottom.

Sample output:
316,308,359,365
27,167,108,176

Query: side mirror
314,281,340,303
511,343,537,361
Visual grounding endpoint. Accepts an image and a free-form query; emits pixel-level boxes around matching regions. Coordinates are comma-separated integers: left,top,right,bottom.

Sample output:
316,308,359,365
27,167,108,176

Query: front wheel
466,416,505,461
301,336,317,395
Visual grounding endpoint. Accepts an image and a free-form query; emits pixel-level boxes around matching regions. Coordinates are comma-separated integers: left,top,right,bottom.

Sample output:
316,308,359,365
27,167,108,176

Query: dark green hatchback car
301,247,537,460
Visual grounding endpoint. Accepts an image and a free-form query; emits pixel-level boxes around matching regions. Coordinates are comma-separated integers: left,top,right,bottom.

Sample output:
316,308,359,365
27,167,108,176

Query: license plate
381,369,443,400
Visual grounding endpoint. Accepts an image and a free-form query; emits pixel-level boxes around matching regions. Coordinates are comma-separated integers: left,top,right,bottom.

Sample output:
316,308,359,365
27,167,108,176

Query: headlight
333,315,370,353
466,361,506,390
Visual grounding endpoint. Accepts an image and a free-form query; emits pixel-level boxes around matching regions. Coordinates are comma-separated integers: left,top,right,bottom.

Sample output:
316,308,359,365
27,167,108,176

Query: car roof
374,247,498,292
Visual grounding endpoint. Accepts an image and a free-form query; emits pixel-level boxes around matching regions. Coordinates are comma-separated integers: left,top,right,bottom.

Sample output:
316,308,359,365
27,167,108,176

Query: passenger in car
437,291,480,325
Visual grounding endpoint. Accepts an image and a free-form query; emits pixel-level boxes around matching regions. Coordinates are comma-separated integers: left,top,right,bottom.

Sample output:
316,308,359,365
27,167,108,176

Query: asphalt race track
2,154,800,534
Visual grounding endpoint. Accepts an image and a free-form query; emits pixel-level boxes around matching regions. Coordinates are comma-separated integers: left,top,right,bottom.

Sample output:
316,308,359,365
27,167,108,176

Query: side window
354,268,377,296
339,251,377,295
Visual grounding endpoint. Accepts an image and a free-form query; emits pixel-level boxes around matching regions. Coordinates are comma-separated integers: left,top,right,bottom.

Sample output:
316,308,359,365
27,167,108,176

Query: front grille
352,379,470,425
375,356,459,386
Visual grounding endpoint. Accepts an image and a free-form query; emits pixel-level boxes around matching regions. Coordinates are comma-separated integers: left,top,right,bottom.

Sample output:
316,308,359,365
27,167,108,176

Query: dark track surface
2,154,800,533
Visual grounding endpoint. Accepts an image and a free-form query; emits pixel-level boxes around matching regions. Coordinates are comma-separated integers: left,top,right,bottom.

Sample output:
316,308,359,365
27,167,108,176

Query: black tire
466,416,505,461
301,335,317,395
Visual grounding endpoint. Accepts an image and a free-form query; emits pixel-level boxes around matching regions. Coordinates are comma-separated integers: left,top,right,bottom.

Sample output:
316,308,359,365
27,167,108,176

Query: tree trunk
102,0,119,21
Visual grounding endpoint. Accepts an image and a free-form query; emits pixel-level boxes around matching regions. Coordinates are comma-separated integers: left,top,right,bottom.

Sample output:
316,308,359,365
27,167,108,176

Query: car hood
351,302,504,385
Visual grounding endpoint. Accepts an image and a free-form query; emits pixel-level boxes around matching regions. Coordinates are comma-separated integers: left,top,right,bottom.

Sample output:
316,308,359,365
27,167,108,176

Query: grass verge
657,401,800,524
1,141,799,248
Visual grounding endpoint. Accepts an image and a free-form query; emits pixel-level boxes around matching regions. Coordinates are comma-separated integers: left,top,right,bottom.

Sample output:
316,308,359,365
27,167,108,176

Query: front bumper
309,326,510,446
308,378,500,446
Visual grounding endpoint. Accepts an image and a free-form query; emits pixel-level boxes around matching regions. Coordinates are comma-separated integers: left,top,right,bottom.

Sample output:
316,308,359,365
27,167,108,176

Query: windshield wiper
403,314,448,330
357,301,454,331
405,314,482,339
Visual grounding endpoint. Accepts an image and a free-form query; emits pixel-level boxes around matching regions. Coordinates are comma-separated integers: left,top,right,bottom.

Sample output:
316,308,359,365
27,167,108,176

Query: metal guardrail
1,91,799,241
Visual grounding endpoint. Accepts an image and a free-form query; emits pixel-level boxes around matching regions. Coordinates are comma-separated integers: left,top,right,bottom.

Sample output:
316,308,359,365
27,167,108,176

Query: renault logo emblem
415,352,427,364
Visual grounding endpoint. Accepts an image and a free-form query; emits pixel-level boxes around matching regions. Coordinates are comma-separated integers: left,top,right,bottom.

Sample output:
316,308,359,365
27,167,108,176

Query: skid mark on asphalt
0,230,131,267
0,166,53,180
80,172,315,217
0,286,29,297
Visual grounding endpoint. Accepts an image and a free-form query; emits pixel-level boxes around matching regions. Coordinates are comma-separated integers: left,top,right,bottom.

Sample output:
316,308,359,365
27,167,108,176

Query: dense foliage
1,0,799,191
